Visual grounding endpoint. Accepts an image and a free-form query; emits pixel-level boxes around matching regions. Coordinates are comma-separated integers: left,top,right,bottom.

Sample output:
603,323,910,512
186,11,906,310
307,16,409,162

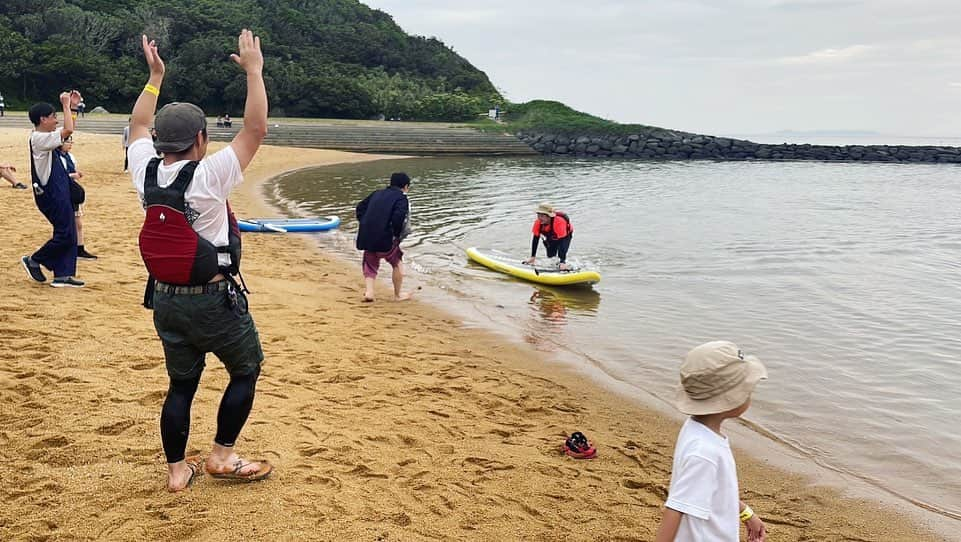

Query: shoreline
0,127,952,540
249,152,961,538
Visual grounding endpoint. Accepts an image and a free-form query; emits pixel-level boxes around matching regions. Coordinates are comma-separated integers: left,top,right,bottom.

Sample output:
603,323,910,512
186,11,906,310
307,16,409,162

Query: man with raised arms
129,30,271,492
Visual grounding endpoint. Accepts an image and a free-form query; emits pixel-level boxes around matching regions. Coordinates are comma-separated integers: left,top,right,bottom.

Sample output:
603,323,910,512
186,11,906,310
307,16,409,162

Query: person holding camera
57,137,97,259
21,90,85,287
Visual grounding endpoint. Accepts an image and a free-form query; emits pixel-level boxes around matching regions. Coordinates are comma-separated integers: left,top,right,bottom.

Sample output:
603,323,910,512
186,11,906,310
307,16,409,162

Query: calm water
264,156,961,520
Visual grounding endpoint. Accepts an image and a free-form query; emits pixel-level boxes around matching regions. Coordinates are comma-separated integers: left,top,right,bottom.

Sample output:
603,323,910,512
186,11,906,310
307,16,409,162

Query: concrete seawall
517,130,961,164
0,115,537,156
4,114,956,163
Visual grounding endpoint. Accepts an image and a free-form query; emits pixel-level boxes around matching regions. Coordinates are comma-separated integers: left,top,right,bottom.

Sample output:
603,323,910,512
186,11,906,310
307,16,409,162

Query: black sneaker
13,182,27,189
51,277,85,288
21,256,46,282
77,249,98,260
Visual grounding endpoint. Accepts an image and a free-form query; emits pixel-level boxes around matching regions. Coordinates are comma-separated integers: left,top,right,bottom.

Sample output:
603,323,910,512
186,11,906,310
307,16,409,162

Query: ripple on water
270,156,961,517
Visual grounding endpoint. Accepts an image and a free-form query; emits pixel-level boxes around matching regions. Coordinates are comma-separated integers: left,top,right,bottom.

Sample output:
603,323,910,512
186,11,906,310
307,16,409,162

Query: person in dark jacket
356,172,412,302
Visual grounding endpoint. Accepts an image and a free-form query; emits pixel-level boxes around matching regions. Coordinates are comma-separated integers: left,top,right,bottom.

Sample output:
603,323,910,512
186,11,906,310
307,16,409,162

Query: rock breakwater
517,131,961,164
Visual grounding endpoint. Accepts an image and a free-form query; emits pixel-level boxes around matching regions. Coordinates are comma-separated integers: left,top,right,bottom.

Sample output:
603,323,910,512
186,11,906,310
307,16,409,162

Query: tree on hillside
0,0,500,120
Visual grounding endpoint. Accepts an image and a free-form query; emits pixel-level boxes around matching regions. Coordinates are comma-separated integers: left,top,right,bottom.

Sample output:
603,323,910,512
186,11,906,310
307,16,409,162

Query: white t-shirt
30,128,66,186
128,137,243,266
665,418,740,542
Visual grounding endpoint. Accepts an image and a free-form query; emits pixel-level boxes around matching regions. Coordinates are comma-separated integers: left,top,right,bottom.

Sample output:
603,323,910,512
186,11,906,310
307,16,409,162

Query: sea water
266,155,961,522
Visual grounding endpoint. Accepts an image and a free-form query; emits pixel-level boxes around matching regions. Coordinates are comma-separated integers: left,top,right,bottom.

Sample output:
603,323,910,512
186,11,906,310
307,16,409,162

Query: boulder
90,106,110,114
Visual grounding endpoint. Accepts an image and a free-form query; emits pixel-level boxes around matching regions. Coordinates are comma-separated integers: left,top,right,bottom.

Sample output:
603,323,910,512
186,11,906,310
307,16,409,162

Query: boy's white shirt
665,418,740,542
30,128,66,186
128,137,243,266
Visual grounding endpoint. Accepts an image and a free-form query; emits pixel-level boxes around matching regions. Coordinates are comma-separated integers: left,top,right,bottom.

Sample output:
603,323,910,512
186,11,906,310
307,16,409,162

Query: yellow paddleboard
466,247,601,286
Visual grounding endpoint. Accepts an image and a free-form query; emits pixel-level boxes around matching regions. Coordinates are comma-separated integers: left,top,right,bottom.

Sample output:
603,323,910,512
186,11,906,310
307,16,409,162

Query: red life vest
138,158,241,285
535,211,573,241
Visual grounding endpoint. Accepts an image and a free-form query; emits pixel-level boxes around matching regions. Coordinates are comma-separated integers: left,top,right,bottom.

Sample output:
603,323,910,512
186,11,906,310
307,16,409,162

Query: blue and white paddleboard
238,216,341,233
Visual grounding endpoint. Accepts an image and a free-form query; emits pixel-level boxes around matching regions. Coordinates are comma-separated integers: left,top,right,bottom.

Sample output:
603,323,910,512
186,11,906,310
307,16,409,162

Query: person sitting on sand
654,341,768,542
1,163,27,189
524,202,574,271
355,172,412,302
129,30,271,492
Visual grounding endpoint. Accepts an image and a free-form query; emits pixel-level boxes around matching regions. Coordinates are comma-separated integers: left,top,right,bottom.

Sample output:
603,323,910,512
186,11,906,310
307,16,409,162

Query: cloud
770,0,862,10
949,82,961,88
419,8,500,24
776,44,876,64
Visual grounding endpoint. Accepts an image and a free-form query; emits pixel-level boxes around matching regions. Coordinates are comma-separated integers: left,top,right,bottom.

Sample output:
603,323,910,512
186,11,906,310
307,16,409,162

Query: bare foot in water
167,455,202,492
395,291,413,301
363,289,375,302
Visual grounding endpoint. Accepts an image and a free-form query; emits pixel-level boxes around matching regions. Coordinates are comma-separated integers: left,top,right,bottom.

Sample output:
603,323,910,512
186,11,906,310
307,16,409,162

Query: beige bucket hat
675,341,767,415
536,202,555,216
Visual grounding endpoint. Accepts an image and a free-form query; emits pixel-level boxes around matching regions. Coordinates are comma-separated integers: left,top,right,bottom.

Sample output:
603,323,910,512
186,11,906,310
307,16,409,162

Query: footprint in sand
136,390,166,406
34,436,70,449
95,419,136,436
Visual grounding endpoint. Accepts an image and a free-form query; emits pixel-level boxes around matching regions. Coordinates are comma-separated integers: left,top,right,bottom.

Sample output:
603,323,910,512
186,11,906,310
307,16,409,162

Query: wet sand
0,127,950,540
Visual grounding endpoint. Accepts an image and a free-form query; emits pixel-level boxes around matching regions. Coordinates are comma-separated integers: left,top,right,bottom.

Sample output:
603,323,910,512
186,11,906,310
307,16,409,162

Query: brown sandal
168,455,203,492
205,459,273,482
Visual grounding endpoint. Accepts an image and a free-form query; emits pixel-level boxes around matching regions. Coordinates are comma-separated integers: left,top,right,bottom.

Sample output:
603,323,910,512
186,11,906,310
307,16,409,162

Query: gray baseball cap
154,102,207,153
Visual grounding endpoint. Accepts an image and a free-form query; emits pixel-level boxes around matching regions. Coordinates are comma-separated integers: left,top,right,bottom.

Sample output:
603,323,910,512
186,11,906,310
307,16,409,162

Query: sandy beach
0,126,949,541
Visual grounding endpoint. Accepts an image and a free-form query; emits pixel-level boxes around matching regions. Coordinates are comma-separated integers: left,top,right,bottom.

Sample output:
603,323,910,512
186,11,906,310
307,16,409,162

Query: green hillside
0,0,502,121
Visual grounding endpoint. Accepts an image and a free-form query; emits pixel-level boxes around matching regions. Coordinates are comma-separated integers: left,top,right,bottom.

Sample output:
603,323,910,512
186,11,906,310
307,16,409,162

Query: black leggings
545,235,573,263
160,367,260,463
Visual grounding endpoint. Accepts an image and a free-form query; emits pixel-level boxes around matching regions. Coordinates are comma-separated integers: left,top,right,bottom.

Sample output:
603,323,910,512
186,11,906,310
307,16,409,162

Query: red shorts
362,242,403,278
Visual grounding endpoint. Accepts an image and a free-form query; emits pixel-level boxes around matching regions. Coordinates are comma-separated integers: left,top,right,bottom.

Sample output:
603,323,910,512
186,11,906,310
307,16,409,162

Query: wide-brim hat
154,102,207,153
675,341,768,416
536,202,555,216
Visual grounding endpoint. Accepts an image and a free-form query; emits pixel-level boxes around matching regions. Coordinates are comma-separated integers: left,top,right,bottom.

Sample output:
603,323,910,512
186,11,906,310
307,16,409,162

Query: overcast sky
363,0,961,137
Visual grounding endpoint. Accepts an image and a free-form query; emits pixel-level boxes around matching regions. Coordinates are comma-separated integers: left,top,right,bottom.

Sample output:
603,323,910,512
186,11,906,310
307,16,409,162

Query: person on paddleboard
524,202,573,271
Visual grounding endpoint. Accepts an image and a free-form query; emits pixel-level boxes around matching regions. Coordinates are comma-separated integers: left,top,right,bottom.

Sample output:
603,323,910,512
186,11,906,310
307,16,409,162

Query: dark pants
153,284,264,463
545,235,572,263
32,180,77,277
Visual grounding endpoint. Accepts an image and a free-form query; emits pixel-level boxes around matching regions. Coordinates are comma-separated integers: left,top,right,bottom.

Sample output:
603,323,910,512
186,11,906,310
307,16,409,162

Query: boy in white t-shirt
655,341,769,542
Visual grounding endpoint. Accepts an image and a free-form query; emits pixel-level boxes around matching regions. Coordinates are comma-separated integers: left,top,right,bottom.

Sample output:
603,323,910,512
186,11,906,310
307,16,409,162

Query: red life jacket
537,211,574,241
138,158,241,285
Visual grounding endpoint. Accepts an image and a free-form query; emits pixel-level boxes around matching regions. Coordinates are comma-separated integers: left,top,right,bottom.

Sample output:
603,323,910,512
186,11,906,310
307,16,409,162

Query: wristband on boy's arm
739,505,755,522
143,84,160,97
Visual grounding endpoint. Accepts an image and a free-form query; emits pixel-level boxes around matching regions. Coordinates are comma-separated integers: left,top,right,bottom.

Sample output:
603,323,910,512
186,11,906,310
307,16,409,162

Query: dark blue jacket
356,186,409,252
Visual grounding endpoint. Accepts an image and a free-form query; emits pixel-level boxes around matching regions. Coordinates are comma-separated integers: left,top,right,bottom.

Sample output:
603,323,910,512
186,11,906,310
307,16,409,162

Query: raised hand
230,28,263,74
141,35,165,77
59,92,72,106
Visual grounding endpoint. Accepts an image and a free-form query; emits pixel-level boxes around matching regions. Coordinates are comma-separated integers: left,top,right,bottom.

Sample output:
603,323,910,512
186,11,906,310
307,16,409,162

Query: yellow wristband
143,84,160,97
740,506,755,522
